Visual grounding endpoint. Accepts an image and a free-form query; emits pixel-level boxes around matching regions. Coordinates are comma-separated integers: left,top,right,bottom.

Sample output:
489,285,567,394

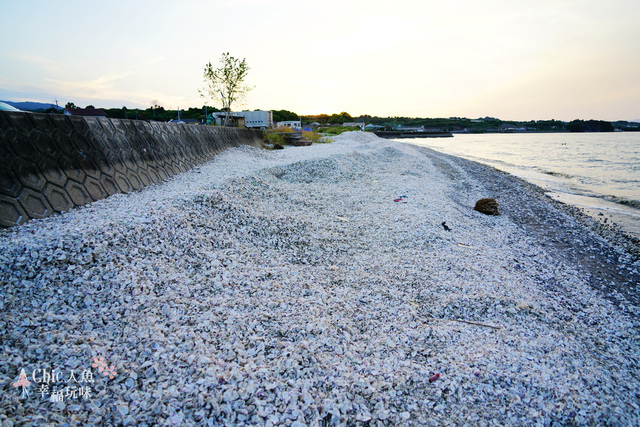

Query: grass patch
318,126,360,135
272,125,296,133
302,130,327,144
263,130,285,147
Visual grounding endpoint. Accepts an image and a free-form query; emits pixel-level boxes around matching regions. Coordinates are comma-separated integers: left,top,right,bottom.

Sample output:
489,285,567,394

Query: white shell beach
1,132,639,426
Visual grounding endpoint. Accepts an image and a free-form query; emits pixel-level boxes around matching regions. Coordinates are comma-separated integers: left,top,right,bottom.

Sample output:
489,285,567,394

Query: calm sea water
401,132,640,238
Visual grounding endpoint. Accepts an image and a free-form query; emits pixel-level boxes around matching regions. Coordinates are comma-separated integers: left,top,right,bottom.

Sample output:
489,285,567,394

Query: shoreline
546,190,640,241
1,132,639,425
402,132,640,242
416,145,640,308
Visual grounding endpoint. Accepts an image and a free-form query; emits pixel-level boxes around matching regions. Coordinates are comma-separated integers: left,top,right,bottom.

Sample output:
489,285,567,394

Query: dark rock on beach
474,198,500,215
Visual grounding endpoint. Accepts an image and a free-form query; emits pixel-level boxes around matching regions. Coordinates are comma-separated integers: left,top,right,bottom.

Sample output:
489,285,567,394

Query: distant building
498,123,517,131
277,120,301,130
394,125,426,132
343,122,365,130
63,108,108,117
208,112,244,127
207,110,273,128
241,110,273,129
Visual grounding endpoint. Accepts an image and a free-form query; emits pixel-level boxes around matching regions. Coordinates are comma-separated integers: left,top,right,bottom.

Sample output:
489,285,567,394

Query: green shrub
263,130,285,147
302,130,326,143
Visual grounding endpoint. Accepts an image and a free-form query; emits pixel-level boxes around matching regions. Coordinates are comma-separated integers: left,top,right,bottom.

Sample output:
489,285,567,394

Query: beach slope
1,132,639,425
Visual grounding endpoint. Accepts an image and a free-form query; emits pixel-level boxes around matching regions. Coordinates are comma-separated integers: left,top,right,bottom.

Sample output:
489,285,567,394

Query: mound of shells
1,132,639,426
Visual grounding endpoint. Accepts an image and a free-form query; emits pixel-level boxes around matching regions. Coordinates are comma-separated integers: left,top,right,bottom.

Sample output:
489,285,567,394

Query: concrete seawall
0,111,264,227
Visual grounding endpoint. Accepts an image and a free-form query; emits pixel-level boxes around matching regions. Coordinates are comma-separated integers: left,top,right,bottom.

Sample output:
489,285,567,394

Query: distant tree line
271,110,299,122
100,105,221,122
23,103,633,132
565,120,614,132
301,114,625,133
306,115,569,132
302,112,354,125
58,104,302,124
299,114,571,132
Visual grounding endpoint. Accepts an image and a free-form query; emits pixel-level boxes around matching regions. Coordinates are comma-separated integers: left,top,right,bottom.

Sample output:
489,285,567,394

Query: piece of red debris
429,373,440,383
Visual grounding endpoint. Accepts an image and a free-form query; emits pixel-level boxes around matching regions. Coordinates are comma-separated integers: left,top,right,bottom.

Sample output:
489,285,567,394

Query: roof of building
64,108,108,117
0,102,23,112
169,119,199,124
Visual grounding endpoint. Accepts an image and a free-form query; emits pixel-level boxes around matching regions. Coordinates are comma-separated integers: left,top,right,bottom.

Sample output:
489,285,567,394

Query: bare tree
200,53,252,126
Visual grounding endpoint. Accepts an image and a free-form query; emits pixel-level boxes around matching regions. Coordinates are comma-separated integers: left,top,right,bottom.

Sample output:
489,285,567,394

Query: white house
276,120,301,130
342,122,365,130
208,110,273,128
208,112,245,126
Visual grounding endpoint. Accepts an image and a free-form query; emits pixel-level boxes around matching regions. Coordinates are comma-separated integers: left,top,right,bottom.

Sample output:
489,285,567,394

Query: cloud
2,0,639,119
43,73,132,97
15,54,73,73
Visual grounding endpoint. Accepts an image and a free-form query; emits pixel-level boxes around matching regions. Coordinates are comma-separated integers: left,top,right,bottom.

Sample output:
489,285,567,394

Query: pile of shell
1,133,638,425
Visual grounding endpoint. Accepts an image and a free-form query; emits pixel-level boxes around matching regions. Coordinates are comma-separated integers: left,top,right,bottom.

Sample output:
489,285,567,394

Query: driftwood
417,310,502,330
446,318,502,330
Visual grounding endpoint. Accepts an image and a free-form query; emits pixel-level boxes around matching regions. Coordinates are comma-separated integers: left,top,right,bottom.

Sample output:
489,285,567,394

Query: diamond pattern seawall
0,112,264,227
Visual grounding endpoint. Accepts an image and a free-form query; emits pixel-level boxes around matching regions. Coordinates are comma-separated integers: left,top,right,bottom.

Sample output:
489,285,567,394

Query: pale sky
1,0,639,121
